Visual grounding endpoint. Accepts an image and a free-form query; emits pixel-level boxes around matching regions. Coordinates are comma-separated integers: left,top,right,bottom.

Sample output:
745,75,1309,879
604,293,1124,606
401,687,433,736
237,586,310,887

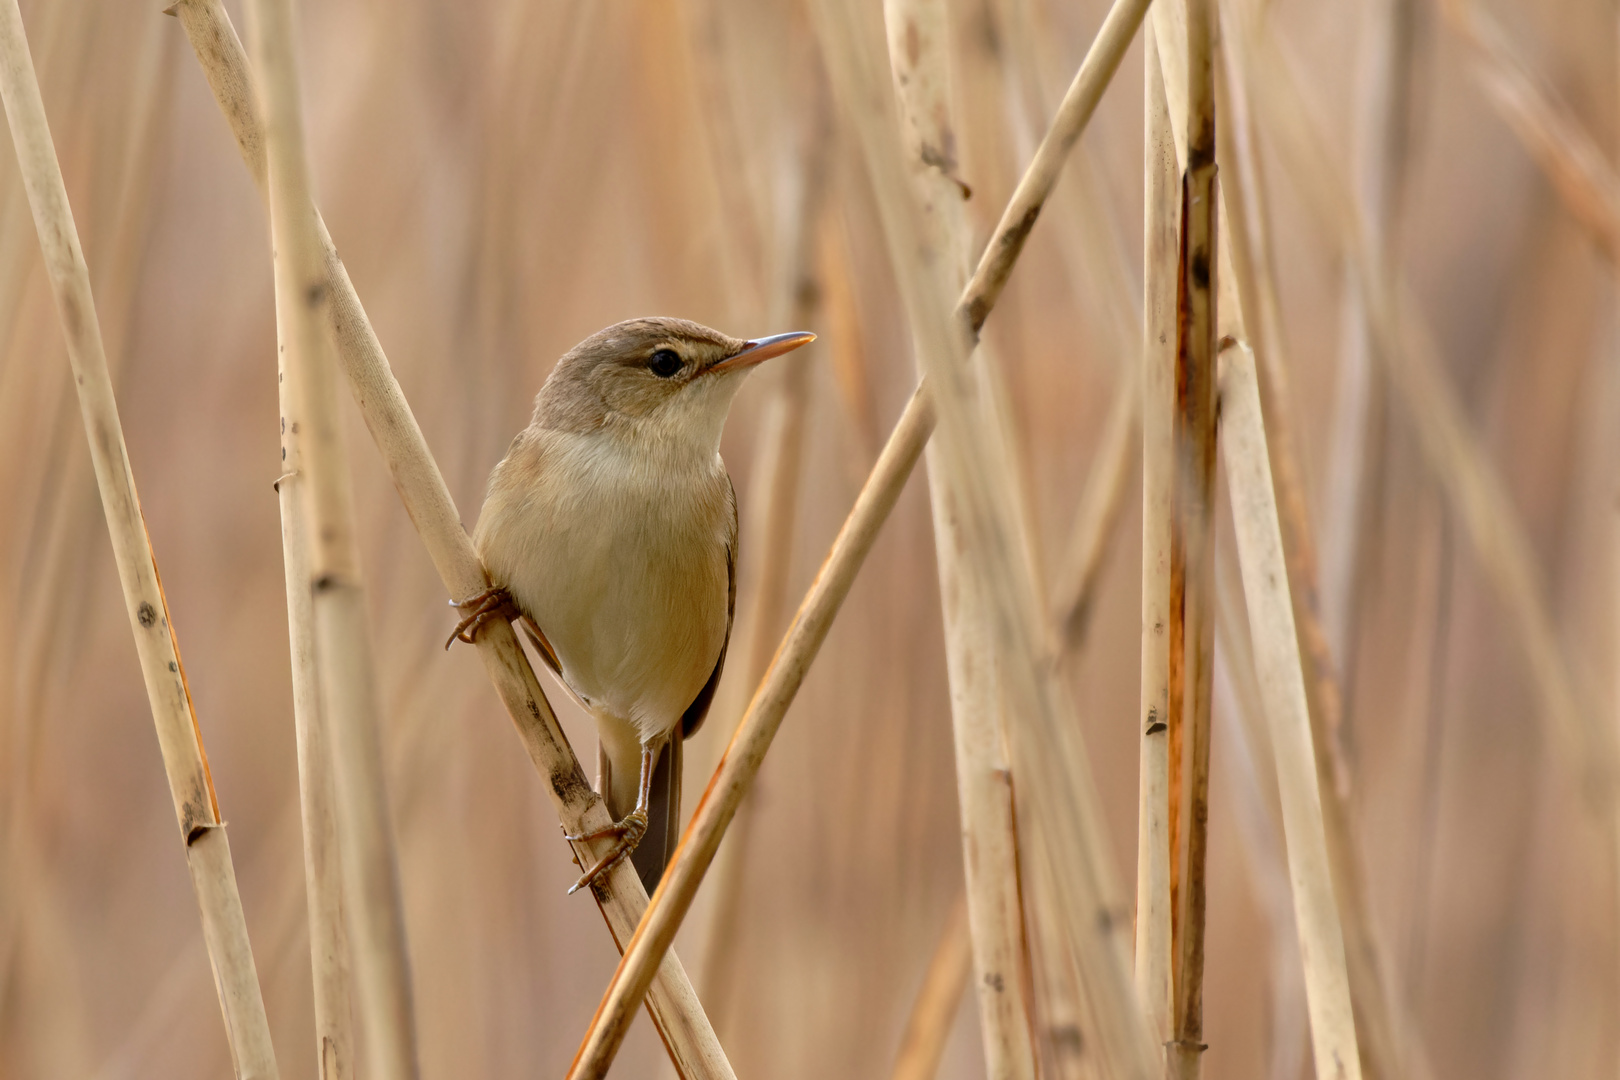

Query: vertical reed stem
243,0,420,1074
271,130,354,1080
1135,23,1177,1061
0,3,278,1075
1168,2,1218,1077
884,0,1039,1073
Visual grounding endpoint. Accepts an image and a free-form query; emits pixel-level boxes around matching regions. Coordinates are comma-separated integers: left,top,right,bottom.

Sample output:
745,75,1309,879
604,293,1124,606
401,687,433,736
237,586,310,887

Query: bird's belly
493,483,729,741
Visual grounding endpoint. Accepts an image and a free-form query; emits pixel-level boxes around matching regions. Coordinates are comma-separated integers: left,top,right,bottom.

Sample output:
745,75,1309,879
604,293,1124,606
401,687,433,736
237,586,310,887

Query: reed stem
1219,341,1362,1080
243,0,419,1074
884,0,1038,1073
1134,25,1178,1063
272,166,355,1080
0,3,277,1075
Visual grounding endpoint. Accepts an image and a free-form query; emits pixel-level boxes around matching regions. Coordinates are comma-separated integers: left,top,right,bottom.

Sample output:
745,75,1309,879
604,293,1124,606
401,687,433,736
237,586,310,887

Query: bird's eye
648,348,683,378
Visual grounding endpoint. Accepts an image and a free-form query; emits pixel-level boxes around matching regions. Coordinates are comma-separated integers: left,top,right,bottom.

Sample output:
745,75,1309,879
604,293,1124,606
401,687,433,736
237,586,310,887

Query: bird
450,317,815,895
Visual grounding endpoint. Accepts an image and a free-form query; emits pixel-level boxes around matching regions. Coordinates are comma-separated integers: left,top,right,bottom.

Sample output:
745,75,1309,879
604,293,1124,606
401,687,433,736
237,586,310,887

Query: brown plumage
466,317,813,892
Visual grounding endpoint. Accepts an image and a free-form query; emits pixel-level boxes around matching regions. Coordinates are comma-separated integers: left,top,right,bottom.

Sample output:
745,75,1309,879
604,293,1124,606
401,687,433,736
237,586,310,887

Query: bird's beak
705,331,816,375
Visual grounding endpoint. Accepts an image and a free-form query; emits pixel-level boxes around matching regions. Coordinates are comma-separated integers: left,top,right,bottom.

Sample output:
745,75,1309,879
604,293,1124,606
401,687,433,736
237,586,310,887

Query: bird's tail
632,735,681,893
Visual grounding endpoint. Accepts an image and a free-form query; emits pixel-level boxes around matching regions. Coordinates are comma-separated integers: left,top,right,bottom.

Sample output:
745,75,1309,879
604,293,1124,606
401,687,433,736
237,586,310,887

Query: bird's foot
564,810,649,894
445,586,517,650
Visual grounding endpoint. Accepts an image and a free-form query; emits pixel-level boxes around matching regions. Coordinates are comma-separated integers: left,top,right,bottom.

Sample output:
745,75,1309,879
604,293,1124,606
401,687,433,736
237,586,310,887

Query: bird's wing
678,476,737,741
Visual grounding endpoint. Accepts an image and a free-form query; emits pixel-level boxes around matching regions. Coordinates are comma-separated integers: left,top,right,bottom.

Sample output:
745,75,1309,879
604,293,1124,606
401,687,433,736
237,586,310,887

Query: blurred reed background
0,0,1616,1077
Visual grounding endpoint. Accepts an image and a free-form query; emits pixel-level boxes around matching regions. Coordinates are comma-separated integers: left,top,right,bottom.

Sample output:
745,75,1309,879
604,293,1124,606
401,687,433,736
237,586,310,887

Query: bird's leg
565,739,660,894
444,585,517,649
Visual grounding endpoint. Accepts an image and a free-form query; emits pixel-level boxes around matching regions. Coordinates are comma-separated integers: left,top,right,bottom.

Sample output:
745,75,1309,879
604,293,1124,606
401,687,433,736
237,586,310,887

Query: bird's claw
445,586,516,650
565,810,649,894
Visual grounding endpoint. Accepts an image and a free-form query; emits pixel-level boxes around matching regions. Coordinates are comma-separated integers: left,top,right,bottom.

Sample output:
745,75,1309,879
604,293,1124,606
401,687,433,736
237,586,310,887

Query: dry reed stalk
5,36,172,1042
1161,4,1220,1078
242,0,419,1075
1160,10,1437,1078
1134,25,1177,1061
0,3,278,1077
275,298,355,1080
266,96,354,1080
1211,558,1310,1080
168,4,735,1075
890,893,973,1080
884,0,1039,1074
567,0,1156,1073
1218,341,1362,1080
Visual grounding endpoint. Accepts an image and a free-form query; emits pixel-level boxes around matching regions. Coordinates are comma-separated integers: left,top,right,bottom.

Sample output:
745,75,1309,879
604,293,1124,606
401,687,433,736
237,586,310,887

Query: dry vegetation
1,0,1617,1077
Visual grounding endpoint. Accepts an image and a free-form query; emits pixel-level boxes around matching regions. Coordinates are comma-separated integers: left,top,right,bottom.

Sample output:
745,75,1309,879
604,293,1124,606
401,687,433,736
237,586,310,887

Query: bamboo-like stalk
167,3,735,1075
242,0,418,1075
1218,340,1361,1080
267,83,354,1080
1166,3,1219,1077
890,893,973,1080
566,0,1155,1073
0,4,278,1078
275,269,355,1080
1158,9,1437,1078
1212,554,1311,1080
884,0,1039,1074
1134,25,1177,1061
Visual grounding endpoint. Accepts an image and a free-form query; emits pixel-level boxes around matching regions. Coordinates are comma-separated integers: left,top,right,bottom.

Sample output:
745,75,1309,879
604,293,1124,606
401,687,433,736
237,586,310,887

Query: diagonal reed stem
166,3,734,1075
0,3,278,1076
565,0,1156,1075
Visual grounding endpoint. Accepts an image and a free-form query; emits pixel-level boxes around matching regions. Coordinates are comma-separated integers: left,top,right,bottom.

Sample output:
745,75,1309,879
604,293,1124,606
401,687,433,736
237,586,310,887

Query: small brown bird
453,317,814,893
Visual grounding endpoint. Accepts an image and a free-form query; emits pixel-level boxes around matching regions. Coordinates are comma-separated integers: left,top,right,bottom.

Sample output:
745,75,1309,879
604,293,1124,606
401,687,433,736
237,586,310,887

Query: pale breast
474,429,733,742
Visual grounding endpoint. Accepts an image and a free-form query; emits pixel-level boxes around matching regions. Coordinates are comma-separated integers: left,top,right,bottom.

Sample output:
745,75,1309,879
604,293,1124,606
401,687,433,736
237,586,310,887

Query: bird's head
532,317,815,452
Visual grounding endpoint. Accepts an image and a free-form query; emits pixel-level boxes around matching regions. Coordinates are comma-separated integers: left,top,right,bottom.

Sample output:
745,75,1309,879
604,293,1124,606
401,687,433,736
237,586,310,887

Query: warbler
452,317,814,893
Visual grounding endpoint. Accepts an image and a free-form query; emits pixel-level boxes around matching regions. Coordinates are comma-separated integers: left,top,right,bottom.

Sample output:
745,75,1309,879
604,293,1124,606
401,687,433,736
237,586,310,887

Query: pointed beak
705,331,816,375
